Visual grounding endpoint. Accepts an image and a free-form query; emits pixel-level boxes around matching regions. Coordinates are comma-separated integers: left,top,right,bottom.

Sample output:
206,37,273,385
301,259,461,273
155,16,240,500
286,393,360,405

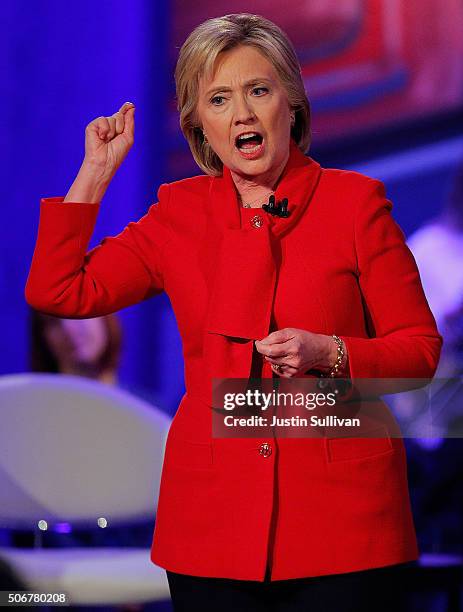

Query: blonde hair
174,13,311,176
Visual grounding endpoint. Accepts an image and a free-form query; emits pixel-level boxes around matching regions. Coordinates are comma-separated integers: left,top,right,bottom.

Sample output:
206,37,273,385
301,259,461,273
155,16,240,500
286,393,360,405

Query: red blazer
25,139,442,581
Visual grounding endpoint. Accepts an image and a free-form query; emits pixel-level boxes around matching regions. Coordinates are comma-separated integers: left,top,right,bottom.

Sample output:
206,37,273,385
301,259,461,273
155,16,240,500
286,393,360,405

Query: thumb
257,328,293,345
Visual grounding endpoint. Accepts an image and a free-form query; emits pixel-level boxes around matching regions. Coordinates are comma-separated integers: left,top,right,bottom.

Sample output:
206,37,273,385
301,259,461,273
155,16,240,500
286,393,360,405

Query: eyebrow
205,77,273,97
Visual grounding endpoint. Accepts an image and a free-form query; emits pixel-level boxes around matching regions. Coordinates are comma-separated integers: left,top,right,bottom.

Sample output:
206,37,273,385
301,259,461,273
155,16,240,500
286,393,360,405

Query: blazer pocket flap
166,435,213,470
326,425,393,462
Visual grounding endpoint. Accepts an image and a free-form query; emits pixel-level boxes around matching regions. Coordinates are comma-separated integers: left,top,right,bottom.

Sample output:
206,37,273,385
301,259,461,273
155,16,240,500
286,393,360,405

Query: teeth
237,132,260,141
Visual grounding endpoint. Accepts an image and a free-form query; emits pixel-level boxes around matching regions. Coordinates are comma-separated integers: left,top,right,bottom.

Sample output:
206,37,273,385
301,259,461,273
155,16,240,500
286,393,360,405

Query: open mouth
234,131,264,151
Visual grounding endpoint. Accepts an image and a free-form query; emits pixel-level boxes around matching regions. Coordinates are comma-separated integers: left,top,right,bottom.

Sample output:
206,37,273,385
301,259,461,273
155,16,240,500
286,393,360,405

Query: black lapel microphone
262,194,291,218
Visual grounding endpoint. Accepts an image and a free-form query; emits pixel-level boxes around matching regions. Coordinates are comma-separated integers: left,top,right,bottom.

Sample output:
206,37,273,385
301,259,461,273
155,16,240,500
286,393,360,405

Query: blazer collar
206,138,322,238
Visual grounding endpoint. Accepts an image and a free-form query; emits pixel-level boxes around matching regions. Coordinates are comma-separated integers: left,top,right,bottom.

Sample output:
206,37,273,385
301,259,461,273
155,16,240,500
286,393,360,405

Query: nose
233,94,256,125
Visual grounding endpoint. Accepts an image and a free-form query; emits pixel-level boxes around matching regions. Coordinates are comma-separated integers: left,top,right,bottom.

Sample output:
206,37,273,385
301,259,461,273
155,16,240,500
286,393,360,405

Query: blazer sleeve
339,179,443,383
25,183,172,318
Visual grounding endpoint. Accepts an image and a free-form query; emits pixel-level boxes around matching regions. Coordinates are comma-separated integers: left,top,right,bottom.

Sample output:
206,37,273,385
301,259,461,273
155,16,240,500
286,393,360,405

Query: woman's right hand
83,101,135,181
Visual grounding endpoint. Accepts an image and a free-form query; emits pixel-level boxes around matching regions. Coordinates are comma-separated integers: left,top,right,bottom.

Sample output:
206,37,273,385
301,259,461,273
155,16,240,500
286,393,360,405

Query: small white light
97,517,108,528
38,520,48,531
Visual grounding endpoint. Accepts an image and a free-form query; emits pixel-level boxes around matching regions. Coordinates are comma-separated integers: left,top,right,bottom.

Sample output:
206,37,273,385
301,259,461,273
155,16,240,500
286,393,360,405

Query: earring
290,113,295,127
203,131,208,144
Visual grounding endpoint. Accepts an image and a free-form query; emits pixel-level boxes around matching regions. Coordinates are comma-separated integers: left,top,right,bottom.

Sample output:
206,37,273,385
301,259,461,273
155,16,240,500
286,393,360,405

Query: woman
25,13,442,612
30,309,122,384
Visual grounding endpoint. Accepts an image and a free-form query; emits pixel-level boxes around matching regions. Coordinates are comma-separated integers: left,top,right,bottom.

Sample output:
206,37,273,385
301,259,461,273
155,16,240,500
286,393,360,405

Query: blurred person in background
30,309,122,384
407,161,463,380
402,161,463,556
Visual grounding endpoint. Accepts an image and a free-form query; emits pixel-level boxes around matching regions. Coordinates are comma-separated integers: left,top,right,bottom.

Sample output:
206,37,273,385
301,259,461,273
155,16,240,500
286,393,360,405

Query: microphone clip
262,194,291,218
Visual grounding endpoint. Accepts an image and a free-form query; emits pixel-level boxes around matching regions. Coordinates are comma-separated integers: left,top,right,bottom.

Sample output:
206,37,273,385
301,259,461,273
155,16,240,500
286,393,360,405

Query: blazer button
250,214,264,228
259,442,272,457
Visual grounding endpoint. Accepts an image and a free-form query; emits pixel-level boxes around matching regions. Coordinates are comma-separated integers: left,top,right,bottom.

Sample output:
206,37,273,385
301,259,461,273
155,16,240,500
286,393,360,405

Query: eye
210,95,226,106
252,86,269,96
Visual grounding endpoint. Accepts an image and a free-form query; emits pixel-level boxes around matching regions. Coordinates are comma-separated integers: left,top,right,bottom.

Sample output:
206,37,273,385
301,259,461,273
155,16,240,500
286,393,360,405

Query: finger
279,369,297,378
113,111,125,135
119,101,135,114
123,106,135,142
92,116,111,140
265,355,295,367
267,358,299,375
105,115,117,140
271,362,297,377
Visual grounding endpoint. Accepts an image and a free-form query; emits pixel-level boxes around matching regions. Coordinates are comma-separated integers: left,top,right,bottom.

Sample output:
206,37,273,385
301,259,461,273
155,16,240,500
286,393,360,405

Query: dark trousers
166,561,416,612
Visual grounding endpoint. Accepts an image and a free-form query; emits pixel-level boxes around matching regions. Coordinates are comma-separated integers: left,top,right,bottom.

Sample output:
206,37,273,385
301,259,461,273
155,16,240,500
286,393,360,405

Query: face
196,45,293,179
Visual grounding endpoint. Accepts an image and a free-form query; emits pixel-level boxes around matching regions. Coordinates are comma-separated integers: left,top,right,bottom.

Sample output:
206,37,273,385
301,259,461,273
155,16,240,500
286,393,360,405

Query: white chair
0,373,172,605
